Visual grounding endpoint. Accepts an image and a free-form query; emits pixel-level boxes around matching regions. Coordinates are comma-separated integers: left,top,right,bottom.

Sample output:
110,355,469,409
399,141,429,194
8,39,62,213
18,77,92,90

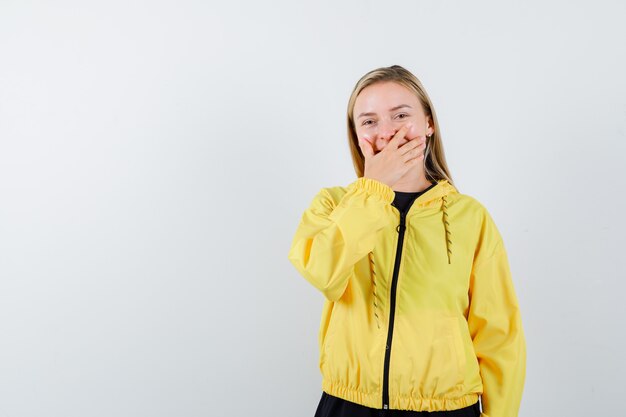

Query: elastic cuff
350,177,395,203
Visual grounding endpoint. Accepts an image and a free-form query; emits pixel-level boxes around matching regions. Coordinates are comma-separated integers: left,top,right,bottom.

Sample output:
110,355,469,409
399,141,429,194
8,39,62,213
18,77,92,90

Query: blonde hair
346,65,455,188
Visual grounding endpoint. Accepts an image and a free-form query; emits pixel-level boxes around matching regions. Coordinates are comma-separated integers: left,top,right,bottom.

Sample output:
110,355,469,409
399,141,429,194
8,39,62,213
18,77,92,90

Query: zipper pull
396,212,406,233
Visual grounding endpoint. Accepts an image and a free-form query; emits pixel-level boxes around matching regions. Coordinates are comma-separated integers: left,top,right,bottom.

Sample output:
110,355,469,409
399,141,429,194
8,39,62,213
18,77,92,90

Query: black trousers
314,392,481,417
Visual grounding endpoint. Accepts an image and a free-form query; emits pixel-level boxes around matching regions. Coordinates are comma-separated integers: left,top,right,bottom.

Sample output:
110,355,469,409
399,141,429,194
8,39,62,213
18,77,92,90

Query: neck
392,170,433,193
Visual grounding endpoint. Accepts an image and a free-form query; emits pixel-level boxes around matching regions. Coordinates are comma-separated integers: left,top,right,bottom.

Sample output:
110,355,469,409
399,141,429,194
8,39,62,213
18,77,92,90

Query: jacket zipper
382,207,407,410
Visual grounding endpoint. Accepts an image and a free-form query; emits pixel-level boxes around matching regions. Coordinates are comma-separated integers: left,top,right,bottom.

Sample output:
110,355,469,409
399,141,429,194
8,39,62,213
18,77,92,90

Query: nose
377,120,397,142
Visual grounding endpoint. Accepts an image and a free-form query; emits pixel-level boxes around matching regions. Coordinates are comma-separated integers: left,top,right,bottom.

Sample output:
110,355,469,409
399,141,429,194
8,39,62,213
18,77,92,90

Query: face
353,81,433,153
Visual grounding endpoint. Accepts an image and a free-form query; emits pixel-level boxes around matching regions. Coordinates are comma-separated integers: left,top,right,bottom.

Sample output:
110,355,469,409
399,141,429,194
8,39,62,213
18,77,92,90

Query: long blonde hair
346,65,455,189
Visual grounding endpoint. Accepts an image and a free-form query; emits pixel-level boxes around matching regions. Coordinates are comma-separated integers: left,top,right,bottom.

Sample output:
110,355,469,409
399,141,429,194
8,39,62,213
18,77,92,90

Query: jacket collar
406,179,457,211
405,179,457,264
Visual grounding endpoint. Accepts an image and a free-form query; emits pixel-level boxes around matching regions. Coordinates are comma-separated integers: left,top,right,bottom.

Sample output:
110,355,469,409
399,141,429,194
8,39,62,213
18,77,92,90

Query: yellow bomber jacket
287,177,526,416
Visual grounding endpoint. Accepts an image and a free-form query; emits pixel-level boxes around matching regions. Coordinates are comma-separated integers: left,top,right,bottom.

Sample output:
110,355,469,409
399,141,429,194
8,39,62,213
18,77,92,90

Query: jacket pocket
434,317,466,390
321,302,342,366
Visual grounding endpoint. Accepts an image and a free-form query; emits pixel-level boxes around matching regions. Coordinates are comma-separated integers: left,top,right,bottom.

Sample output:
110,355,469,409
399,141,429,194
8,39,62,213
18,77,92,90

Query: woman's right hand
358,124,427,188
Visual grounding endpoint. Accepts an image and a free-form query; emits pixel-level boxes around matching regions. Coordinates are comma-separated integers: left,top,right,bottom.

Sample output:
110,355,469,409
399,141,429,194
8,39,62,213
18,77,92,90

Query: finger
399,134,423,148
405,152,425,167
358,137,375,159
389,123,412,148
402,141,427,163
399,135,425,155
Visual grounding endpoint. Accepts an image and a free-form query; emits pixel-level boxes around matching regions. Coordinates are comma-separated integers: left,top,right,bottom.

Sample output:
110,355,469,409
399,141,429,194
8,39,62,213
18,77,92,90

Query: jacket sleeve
467,224,527,417
287,177,394,301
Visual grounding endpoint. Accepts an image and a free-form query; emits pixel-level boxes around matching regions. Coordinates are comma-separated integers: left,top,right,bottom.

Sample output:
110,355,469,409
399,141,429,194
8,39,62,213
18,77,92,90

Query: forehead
354,81,421,113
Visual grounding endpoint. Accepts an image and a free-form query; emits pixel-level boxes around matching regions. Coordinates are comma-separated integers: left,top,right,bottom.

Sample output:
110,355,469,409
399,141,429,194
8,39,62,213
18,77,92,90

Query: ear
426,116,434,136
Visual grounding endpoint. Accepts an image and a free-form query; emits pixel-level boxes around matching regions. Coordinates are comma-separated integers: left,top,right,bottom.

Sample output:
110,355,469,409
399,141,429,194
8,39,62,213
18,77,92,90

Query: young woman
288,65,526,417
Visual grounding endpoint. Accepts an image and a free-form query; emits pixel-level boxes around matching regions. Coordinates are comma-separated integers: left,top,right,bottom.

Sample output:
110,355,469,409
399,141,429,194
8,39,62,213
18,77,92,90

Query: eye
395,113,409,120
362,119,375,126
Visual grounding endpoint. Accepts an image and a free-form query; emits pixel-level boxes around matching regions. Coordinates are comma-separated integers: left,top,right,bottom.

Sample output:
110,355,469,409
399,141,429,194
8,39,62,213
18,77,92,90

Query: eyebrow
357,104,413,119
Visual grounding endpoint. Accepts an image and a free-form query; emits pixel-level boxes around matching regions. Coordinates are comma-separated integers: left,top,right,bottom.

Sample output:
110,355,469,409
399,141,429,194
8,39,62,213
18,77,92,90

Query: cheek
406,125,422,138
360,132,374,142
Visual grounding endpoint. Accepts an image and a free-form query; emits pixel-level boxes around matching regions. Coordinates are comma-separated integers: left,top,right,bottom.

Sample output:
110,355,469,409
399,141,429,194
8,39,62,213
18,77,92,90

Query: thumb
359,138,374,158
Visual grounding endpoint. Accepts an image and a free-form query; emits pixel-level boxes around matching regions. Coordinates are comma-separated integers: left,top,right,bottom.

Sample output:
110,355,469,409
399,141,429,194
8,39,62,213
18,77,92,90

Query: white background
1,1,625,416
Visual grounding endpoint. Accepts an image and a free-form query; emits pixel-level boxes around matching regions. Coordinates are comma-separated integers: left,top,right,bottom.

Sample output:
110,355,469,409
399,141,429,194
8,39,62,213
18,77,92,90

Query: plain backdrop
1,1,625,416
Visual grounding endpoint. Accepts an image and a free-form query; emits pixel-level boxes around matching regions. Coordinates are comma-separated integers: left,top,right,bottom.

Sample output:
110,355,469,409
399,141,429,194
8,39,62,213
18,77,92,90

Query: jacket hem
322,378,479,412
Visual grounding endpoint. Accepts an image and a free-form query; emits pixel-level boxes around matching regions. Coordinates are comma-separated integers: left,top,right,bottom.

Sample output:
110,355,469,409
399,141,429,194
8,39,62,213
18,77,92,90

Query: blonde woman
288,65,526,417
